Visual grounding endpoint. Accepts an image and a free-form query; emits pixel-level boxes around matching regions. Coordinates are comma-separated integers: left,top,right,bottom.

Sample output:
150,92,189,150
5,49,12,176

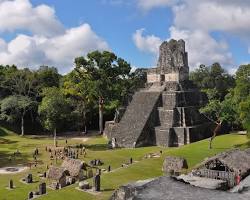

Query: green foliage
74,50,139,117
239,96,250,137
38,87,70,132
200,99,221,121
190,63,235,101
192,63,242,130
234,64,250,102
0,95,35,122
194,63,250,133
0,95,36,135
0,51,144,134
36,66,61,90
220,92,239,125
62,70,97,131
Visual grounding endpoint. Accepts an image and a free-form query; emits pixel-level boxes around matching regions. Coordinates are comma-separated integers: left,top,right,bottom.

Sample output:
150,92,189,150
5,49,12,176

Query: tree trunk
99,108,103,134
99,97,104,134
84,124,87,134
83,111,87,134
54,128,57,147
21,115,24,136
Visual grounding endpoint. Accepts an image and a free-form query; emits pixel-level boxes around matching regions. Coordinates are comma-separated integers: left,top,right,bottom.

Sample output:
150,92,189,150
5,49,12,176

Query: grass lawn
0,126,249,200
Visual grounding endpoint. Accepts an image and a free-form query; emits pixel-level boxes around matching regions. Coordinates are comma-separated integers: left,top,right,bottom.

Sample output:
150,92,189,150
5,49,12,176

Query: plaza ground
0,126,249,200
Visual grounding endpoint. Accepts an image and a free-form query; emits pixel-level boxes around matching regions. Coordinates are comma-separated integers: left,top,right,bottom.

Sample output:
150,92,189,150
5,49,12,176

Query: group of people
45,144,87,162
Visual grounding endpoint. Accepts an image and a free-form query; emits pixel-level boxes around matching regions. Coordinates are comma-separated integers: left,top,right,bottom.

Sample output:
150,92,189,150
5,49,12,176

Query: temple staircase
110,88,162,148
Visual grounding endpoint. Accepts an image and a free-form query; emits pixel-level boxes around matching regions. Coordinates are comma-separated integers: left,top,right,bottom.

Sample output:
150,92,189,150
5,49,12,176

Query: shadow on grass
84,143,108,151
0,151,30,168
0,138,18,144
213,147,231,150
0,127,8,136
234,140,250,148
102,188,114,192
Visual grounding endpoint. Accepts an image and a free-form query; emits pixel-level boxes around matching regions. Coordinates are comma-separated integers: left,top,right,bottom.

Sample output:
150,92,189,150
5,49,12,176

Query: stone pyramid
105,39,214,148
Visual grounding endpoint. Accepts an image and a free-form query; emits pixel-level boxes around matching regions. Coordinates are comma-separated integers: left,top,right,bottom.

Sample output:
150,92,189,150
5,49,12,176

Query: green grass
0,127,249,200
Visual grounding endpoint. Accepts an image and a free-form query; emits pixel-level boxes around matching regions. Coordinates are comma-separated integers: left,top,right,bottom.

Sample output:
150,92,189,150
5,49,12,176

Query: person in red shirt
236,170,241,185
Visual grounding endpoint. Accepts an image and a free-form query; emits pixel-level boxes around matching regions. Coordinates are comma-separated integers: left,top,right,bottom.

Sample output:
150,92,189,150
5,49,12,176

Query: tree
220,92,239,129
239,96,250,137
63,70,97,133
200,99,221,121
190,63,235,100
35,66,61,90
234,64,250,102
0,65,18,99
0,95,35,136
74,51,132,133
38,87,70,146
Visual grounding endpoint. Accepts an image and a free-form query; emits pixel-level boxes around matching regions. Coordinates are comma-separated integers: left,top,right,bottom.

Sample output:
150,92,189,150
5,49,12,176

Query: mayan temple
105,39,214,148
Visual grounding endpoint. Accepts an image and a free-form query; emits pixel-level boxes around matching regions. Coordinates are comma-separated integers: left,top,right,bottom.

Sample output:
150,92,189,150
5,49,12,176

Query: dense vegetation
190,63,250,136
0,51,146,135
0,52,249,136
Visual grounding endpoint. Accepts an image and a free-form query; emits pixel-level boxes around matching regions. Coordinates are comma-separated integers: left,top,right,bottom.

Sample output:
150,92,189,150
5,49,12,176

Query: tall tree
74,51,132,133
35,66,61,90
234,64,250,135
0,95,35,136
63,70,97,133
38,87,70,146
239,96,250,137
190,63,235,100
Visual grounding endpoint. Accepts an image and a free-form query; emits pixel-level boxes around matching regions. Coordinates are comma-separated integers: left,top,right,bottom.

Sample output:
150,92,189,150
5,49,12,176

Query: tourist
236,170,241,185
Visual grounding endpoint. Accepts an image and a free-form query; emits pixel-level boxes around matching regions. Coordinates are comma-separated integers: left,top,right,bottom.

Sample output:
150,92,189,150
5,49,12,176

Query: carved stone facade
104,39,214,148
147,39,189,83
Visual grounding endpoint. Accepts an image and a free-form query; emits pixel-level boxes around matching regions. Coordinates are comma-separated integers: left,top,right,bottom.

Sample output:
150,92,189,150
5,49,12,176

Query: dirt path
0,166,29,174
71,137,90,142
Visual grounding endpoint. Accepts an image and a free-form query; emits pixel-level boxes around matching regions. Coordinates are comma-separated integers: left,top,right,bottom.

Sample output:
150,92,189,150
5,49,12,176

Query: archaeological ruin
105,39,214,148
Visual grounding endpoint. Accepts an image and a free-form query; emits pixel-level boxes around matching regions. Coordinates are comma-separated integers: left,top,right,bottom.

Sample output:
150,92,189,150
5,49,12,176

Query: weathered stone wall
164,73,179,82
146,39,189,84
147,73,161,83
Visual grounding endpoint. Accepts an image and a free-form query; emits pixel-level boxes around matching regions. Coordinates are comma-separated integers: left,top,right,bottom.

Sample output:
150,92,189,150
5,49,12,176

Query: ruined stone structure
105,39,214,148
147,39,189,83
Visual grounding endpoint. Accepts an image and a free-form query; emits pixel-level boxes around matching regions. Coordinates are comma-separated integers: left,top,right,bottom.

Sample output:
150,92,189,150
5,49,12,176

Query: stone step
155,126,170,146
110,91,161,147
158,108,174,127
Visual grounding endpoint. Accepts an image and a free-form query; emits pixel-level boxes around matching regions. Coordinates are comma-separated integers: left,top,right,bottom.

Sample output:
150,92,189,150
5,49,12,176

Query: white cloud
169,27,233,69
0,0,110,74
228,67,238,75
137,0,179,11
173,0,250,35
0,38,7,52
0,24,109,74
133,29,162,54
133,0,250,71
133,27,233,69
0,0,64,37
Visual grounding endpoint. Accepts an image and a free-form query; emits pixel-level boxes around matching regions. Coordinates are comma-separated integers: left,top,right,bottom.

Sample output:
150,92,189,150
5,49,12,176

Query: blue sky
0,0,250,74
